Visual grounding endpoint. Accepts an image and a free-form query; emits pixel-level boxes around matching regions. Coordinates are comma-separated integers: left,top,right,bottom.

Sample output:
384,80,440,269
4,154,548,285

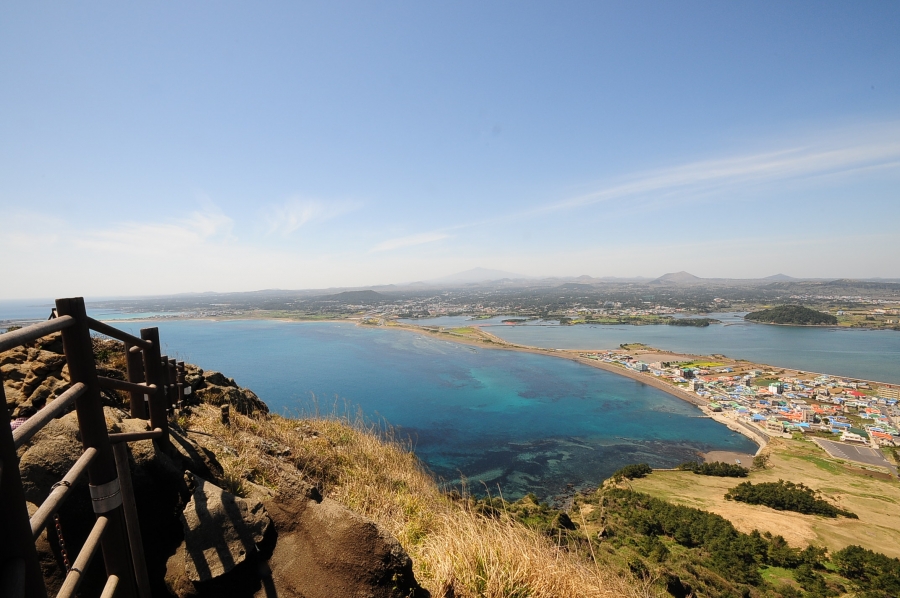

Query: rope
51,480,72,572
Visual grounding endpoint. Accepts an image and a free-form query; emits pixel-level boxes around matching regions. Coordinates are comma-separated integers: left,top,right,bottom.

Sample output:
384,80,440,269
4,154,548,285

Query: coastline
383,322,770,451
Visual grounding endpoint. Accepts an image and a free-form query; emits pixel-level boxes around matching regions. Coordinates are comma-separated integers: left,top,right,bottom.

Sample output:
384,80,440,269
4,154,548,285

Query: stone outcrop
180,473,271,582
262,479,427,598
1,334,69,418
186,367,269,416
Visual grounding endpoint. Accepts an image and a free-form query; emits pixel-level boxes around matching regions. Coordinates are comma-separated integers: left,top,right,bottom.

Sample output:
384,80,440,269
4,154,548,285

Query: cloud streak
537,133,900,215
264,198,360,236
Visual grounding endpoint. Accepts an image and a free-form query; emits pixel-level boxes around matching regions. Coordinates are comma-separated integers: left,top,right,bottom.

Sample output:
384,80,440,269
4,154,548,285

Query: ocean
102,319,756,499
402,313,900,384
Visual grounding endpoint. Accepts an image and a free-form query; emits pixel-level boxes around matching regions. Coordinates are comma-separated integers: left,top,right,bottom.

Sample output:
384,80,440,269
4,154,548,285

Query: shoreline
385,322,771,451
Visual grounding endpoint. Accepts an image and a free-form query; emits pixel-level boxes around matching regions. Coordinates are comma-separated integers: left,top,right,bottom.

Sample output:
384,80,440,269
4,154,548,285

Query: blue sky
2,2,899,298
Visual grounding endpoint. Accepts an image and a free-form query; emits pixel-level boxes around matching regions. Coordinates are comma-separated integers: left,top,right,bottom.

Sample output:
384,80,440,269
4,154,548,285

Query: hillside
9,333,900,597
3,333,649,598
745,305,838,325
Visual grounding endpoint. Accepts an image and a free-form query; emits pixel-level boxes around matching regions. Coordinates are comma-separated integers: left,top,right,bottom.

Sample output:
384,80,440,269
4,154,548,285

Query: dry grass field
630,436,900,558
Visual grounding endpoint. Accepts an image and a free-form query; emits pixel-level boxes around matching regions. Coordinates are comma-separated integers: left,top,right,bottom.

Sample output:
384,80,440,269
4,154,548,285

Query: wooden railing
1,297,183,598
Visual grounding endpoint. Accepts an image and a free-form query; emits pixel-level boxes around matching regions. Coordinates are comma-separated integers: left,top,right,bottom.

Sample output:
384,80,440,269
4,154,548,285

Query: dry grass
630,436,900,558
182,404,655,598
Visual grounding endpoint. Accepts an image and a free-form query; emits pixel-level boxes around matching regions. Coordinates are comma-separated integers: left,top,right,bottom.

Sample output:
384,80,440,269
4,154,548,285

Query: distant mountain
430,267,530,284
315,290,386,304
652,271,702,284
762,274,796,281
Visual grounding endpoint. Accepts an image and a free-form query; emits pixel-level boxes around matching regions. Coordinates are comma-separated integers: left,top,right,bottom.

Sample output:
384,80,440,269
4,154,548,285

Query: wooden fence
1,297,185,598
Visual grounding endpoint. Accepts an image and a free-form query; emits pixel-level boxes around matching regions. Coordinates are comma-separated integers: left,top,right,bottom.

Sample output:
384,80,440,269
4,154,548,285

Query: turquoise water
106,319,755,499
403,313,900,384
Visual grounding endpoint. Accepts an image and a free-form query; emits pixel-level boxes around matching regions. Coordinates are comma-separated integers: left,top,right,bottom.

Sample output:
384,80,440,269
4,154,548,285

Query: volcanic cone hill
745,305,838,326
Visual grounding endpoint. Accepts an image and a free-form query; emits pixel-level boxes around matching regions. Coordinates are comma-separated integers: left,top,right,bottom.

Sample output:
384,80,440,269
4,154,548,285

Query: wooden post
168,359,177,409
176,361,185,408
112,443,152,598
55,297,136,598
159,355,170,409
0,372,48,598
139,328,169,450
125,344,147,419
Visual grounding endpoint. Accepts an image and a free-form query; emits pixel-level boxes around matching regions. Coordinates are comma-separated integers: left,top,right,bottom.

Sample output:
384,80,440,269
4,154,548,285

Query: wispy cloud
263,198,359,235
371,231,450,252
537,133,900,214
74,205,234,255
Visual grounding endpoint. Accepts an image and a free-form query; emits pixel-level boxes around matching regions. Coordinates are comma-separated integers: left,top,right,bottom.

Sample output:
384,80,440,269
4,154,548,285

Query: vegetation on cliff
677,460,749,477
181,405,652,598
462,473,900,597
745,305,838,326
725,480,858,519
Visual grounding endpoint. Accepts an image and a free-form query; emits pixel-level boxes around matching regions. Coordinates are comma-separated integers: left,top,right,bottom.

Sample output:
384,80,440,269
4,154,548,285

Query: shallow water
109,319,756,499
403,313,900,384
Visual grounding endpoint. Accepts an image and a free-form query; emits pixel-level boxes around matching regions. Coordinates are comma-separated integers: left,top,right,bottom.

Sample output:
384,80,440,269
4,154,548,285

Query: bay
109,319,756,499
403,313,900,384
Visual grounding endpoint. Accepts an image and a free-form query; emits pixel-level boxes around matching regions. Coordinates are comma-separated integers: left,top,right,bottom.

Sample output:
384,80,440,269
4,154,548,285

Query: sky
2,1,899,299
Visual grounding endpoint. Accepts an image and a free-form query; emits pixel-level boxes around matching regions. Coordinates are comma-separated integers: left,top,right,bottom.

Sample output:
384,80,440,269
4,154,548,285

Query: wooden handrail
57,297,136,598
86,318,152,351
13,383,85,450
29,449,97,539
0,316,75,353
99,575,119,598
109,429,163,444
97,377,157,396
3,298,178,598
56,515,108,598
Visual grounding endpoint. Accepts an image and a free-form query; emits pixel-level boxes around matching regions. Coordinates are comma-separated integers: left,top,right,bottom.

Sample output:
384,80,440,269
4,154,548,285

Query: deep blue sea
100,319,755,499
403,313,900,384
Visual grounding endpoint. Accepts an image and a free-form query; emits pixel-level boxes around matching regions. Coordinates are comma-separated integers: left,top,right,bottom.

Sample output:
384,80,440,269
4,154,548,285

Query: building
841,431,868,444
878,387,900,401
766,419,787,434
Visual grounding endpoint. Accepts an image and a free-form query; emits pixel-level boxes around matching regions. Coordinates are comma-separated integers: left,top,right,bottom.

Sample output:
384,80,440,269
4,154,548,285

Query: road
812,438,897,477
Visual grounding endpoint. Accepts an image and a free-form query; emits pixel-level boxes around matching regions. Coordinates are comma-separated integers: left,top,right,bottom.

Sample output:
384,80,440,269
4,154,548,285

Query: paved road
812,438,897,476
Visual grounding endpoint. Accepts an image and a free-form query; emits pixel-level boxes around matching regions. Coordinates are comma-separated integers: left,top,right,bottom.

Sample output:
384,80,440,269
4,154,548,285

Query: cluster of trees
611,463,653,480
666,317,716,327
677,460,749,477
745,305,838,325
832,544,900,597
725,480,857,518
605,488,835,590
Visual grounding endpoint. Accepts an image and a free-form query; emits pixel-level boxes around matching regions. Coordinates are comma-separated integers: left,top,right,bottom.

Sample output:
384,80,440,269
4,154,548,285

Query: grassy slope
629,437,900,558
182,405,654,598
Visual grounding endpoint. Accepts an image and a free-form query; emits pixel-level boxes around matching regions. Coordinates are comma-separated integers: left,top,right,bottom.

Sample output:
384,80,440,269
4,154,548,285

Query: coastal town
579,347,900,468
